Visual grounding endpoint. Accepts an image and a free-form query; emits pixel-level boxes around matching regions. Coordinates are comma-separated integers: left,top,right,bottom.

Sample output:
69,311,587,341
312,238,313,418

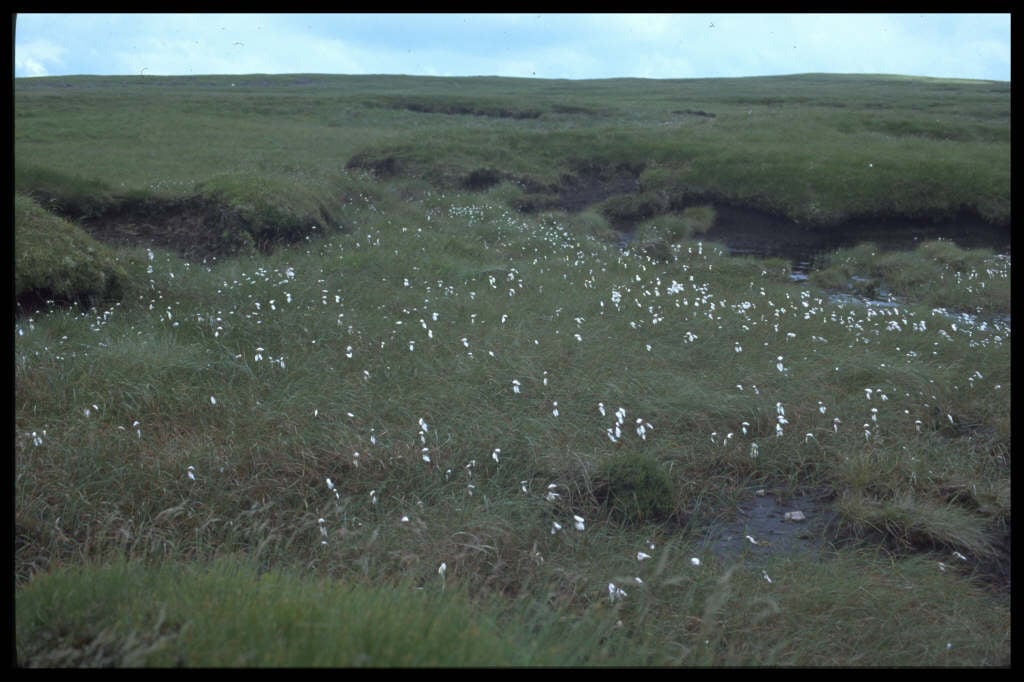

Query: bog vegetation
15,73,1010,666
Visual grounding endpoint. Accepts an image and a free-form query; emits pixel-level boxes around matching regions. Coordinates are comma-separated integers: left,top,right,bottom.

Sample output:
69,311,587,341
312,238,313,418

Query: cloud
13,12,1010,81
14,39,67,77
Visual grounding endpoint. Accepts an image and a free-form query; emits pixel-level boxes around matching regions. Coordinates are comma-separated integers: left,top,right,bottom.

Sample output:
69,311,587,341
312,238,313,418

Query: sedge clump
594,451,675,524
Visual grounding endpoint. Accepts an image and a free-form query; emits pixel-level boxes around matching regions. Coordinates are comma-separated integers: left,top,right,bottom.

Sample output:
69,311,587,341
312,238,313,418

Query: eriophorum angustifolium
14,192,1010,665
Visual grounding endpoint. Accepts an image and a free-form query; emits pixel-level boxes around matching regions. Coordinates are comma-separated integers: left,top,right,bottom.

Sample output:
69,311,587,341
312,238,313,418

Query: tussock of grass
594,450,676,524
193,172,342,253
632,205,718,254
562,208,619,242
683,204,716,230
15,193,129,308
835,491,999,559
15,162,120,218
810,239,1010,315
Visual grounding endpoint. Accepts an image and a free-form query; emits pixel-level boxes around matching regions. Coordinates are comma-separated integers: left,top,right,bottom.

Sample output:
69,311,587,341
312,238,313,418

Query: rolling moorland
14,73,1010,666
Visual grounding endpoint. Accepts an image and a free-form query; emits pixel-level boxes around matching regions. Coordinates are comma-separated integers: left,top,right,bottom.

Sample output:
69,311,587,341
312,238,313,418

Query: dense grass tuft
15,193,129,309
810,240,1010,315
594,450,677,524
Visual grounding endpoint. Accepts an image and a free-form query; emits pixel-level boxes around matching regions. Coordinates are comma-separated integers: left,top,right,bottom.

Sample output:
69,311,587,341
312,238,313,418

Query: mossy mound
15,193,130,310
594,451,676,524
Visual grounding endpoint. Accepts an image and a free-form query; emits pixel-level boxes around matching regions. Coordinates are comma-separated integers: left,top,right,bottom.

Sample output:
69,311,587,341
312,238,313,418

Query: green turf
15,72,1010,667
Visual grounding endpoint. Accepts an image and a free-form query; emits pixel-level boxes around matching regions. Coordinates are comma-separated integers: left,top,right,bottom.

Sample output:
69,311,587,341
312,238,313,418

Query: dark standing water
700,205,1011,274
700,488,839,566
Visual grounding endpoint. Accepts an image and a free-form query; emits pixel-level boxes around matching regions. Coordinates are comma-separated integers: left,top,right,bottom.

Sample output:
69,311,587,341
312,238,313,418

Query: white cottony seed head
608,583,628,603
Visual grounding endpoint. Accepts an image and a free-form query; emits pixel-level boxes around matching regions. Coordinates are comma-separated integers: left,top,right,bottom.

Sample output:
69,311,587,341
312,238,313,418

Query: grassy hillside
14,73,1011,666
15,72,1011,236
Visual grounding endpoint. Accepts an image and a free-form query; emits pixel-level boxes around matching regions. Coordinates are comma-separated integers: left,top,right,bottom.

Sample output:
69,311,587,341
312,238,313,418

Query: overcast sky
14,13,1012,82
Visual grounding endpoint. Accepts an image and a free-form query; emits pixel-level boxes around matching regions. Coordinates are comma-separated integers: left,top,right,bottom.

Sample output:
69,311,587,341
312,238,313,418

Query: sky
13,13,1012,82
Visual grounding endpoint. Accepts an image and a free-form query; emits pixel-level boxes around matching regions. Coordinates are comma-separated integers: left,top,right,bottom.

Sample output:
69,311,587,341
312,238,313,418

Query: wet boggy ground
697,487,1011,595
700,488,839,566
42,176,1010,592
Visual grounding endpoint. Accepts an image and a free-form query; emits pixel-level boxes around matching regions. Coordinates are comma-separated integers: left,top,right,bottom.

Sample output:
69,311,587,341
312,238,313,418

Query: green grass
14,72,1010,666
13,557,643,667
15,72,1010,230
15,201,1010,665
810,240,1011,316
15,548,1009,667
14,193,130,307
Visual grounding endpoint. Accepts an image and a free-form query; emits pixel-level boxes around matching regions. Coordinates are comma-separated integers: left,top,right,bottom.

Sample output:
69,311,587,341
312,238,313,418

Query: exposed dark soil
382,98,543,120
44,161,1013,271
346,153,404,179
510,162,644,214
553,162,645,212
498,164,1010,266
700,204,1011,271
70,193,332,261
672,108,716,119
74,196,258,260
461,167,504,191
